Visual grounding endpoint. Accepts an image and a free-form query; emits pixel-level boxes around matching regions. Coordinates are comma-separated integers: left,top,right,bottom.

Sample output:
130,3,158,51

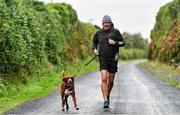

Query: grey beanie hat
102,15,112,24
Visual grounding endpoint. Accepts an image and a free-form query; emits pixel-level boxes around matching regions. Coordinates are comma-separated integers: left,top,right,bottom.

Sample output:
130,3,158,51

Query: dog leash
73,55,97,77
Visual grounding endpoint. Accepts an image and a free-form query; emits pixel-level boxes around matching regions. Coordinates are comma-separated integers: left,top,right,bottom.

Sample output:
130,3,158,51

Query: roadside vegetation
120,32,148,60
138,60,180,88
138,0,180,88
149,0,180,64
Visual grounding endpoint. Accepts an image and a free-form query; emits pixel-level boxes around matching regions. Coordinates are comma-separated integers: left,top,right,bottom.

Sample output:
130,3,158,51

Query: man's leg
107,73,115,102
101,70,109,101
107,60,117,100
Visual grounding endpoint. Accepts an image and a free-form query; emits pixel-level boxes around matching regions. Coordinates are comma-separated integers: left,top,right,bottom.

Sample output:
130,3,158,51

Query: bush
0,0,97,81
150,0,180,64
120,48,147,60
122,32,148,50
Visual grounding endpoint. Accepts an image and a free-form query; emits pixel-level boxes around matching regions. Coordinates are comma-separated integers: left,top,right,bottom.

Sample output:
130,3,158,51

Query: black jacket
92,27,125,60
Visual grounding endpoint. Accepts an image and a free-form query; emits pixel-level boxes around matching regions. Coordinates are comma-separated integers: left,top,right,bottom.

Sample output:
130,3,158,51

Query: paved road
6,60,180,115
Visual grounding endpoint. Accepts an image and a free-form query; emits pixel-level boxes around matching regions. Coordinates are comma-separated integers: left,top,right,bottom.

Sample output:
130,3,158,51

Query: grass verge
137,60,180,88
0,57,99,114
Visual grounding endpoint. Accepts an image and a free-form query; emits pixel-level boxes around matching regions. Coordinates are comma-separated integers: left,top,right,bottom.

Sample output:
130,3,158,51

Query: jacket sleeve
114,30,125,47
92,32,98,50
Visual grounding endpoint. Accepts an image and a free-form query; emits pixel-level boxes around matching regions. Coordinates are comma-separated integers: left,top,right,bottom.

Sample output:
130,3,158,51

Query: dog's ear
62,77,66,82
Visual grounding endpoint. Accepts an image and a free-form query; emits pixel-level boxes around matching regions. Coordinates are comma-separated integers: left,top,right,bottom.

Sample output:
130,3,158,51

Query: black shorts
99,58,118,74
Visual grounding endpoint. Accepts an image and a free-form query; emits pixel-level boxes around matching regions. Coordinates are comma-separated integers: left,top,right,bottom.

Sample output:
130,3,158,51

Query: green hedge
150,0,180,63
120,48,147,60
0,0,97,81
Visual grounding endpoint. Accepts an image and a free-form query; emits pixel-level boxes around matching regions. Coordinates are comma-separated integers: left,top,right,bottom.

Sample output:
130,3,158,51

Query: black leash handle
73,55,97,77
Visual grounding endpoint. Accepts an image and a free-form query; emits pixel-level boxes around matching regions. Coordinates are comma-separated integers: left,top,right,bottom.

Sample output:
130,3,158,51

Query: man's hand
93,49,99,55
108,39,116,45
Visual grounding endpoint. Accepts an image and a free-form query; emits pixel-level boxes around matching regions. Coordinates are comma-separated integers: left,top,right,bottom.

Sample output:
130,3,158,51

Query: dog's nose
68,79,72,84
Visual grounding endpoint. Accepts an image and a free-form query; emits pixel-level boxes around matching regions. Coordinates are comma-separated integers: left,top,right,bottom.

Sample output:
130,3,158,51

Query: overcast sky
39,0,173,39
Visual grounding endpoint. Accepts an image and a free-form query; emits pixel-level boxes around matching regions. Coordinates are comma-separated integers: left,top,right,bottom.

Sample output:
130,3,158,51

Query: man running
92,15,125,109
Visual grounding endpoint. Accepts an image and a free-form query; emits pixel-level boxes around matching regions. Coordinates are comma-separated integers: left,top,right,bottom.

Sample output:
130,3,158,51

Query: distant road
6,60,180,115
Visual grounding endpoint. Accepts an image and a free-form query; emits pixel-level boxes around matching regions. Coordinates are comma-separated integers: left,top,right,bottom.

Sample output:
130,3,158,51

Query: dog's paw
62,108,65,111
76,107,79,110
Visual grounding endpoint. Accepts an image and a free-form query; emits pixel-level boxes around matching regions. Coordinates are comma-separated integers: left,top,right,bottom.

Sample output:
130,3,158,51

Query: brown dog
60,72,79,111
